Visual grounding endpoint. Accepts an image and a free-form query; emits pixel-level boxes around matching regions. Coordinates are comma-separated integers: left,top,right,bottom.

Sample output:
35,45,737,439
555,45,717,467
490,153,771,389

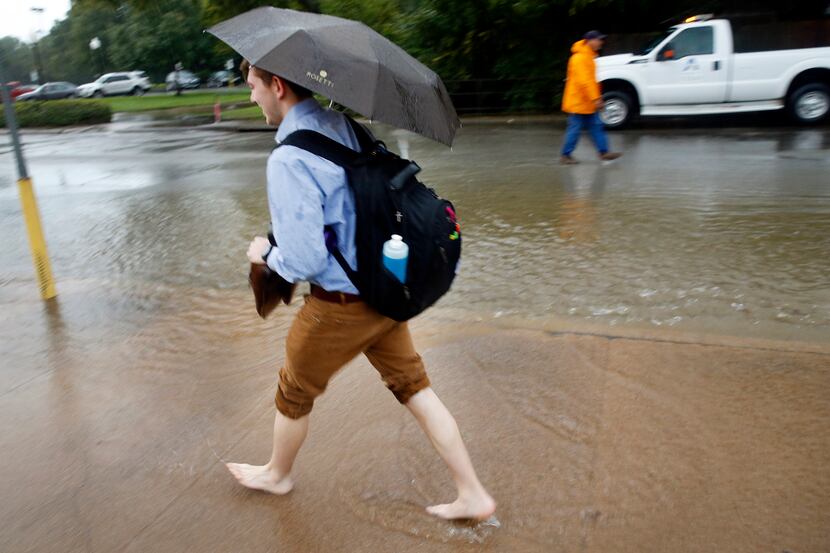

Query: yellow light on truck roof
684,13,713,23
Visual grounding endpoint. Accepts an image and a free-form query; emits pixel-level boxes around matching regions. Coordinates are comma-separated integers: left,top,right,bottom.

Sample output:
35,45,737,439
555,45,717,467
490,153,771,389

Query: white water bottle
382,234,408,283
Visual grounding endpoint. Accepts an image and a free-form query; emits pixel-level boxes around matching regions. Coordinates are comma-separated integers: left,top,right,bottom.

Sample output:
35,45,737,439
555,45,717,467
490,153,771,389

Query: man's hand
247,236,271,264
594,98,605,110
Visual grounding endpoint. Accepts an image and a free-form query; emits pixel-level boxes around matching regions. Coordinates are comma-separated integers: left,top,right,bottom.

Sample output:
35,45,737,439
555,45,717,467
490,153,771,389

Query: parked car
207,70,239,88
1,82,37,102
129,70,152,91
596,15,830,127
16,81,78,101
76,71,150,98
165,70,201,91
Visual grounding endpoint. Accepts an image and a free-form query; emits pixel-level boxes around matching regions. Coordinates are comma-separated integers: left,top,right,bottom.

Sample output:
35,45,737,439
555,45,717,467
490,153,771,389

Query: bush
0,99,112,128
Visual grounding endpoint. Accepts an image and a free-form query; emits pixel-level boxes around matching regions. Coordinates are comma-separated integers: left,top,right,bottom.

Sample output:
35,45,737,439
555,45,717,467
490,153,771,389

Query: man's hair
240,59,313,99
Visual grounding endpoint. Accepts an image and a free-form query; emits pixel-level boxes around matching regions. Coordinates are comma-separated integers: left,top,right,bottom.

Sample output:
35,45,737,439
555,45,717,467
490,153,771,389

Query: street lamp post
0,58,57,300
89,36,103,77
30,7,46,84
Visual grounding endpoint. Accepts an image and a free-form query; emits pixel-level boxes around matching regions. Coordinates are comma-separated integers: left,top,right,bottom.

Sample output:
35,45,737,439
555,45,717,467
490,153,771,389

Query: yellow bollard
3,62,57,300
17,177,57,299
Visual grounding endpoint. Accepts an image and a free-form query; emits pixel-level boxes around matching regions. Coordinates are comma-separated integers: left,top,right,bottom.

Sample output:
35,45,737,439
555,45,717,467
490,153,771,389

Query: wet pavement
1,121,829,552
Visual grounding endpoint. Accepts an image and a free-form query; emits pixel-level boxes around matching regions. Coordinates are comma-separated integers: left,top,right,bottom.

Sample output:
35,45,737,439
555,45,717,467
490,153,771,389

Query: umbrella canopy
206,7,460,146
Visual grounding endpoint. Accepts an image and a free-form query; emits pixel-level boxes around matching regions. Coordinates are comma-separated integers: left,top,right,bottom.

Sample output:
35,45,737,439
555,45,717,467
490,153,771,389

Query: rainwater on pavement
1,120,828,552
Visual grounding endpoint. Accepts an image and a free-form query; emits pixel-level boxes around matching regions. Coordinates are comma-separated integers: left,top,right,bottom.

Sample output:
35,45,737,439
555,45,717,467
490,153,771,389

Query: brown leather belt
310,284,362,304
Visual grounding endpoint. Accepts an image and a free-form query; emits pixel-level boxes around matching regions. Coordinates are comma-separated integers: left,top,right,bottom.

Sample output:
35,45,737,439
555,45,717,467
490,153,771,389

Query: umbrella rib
368,55,381,123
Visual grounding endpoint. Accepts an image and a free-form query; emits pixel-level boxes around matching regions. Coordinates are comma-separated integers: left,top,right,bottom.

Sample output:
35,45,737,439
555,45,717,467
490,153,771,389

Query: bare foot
426,492,496,521
226,463,294,495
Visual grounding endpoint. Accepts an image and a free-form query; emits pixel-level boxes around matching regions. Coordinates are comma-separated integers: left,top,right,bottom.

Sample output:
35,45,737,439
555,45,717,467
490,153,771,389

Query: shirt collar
275,98,324,144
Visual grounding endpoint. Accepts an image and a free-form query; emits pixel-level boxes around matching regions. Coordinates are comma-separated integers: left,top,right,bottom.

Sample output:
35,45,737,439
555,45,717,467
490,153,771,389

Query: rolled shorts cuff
275,378,314,420
389,373,431,405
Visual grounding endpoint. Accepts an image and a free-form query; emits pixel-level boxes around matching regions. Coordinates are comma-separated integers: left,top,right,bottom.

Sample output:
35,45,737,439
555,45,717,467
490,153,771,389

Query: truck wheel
600,91,633,129
93,90,104,98
789,83,830,124
131,86,144,96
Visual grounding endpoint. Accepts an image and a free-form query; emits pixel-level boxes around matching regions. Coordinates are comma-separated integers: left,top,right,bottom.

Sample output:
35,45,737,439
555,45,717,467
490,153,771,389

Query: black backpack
279,117,461,321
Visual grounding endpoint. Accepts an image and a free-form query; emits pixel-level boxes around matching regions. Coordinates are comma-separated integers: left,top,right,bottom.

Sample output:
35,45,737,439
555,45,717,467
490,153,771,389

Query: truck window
661,27,714,59
634,28,676,55
732,20,830,52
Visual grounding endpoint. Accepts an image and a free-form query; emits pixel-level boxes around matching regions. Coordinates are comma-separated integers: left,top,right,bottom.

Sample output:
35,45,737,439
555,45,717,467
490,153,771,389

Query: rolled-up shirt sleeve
264,150,329,283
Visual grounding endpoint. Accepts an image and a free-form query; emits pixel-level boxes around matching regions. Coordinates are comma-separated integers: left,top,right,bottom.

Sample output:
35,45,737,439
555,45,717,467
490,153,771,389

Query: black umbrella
206,7,460,146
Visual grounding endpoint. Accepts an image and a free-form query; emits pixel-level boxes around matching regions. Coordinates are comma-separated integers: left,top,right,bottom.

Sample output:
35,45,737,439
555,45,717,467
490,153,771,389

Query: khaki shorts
275,295,430,419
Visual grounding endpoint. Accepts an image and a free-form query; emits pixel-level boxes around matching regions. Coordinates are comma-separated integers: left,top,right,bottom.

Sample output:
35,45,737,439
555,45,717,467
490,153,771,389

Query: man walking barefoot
227,60,496,521
560,30,623,164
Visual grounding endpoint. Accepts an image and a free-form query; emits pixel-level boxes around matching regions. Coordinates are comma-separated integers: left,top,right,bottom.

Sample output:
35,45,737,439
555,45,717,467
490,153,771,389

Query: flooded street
2,121,829,341
1,121,829,552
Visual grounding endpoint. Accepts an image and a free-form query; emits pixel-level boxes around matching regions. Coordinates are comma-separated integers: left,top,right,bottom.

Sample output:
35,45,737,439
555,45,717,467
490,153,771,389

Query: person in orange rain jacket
560,30,622,164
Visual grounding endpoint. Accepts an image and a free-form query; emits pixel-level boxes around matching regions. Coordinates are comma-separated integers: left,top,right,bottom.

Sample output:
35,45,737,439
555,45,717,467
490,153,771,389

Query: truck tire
788,83,830,124
600,90,633,129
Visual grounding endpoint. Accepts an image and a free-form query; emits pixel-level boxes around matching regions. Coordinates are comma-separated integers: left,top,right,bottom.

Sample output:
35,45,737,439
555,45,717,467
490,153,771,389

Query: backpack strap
344,116,376,153
323,226,359,287
279,129,359,168
277,130,362,289
278,116,377,160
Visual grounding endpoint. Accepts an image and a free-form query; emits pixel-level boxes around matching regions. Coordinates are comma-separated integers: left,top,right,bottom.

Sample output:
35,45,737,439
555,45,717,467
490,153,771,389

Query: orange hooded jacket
561,39,601,114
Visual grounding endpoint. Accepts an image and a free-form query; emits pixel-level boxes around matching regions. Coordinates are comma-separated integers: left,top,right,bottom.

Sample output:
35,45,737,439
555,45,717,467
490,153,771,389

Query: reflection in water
775,128,830,154
43,299,67,354
557,164,605,242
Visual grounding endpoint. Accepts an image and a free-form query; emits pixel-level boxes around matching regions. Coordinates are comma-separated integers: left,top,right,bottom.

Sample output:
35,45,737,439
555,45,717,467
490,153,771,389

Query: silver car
76,71,150,98
165,70,201,91
16,82,78,101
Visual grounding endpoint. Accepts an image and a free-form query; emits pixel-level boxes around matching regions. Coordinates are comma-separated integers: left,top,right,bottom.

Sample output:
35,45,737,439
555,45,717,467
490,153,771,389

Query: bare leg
226,410,309,494
406,387,496,520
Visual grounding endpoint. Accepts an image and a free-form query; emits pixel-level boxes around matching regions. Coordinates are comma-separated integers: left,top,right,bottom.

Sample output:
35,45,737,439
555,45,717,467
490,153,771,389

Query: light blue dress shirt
264,98,360,294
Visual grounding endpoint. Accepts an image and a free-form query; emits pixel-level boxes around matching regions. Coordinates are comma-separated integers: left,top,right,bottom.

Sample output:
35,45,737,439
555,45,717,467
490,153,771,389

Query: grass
219,105,264,121
95,91,251,113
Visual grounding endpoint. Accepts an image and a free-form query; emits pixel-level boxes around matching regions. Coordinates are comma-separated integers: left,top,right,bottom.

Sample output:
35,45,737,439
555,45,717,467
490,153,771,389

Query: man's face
587,38,604,52
247,69,282,127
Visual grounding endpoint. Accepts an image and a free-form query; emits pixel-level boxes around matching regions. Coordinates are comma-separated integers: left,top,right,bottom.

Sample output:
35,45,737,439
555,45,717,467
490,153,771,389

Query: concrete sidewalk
1,283,827,553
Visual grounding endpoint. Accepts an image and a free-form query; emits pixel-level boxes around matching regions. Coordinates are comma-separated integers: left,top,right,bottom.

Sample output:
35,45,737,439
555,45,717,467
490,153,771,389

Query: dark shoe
599,152,622,161
560,155,579,165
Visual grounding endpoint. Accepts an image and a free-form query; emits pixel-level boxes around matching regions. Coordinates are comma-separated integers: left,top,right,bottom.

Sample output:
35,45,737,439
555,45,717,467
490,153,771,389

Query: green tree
106,0,222,82
319,0,406,41
9,0,830,110
36,2,121,83
203,0,322,25
0,37,35,83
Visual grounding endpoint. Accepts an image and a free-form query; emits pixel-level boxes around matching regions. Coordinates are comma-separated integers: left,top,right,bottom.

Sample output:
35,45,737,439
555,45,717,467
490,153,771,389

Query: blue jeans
560,113,609,156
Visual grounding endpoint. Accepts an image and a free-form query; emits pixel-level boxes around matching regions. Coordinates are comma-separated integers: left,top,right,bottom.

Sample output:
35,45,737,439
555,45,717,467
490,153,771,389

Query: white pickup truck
597,16,830,127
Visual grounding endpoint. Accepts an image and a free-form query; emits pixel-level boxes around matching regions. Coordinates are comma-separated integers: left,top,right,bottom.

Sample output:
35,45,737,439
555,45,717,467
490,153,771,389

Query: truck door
644,25,728,105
